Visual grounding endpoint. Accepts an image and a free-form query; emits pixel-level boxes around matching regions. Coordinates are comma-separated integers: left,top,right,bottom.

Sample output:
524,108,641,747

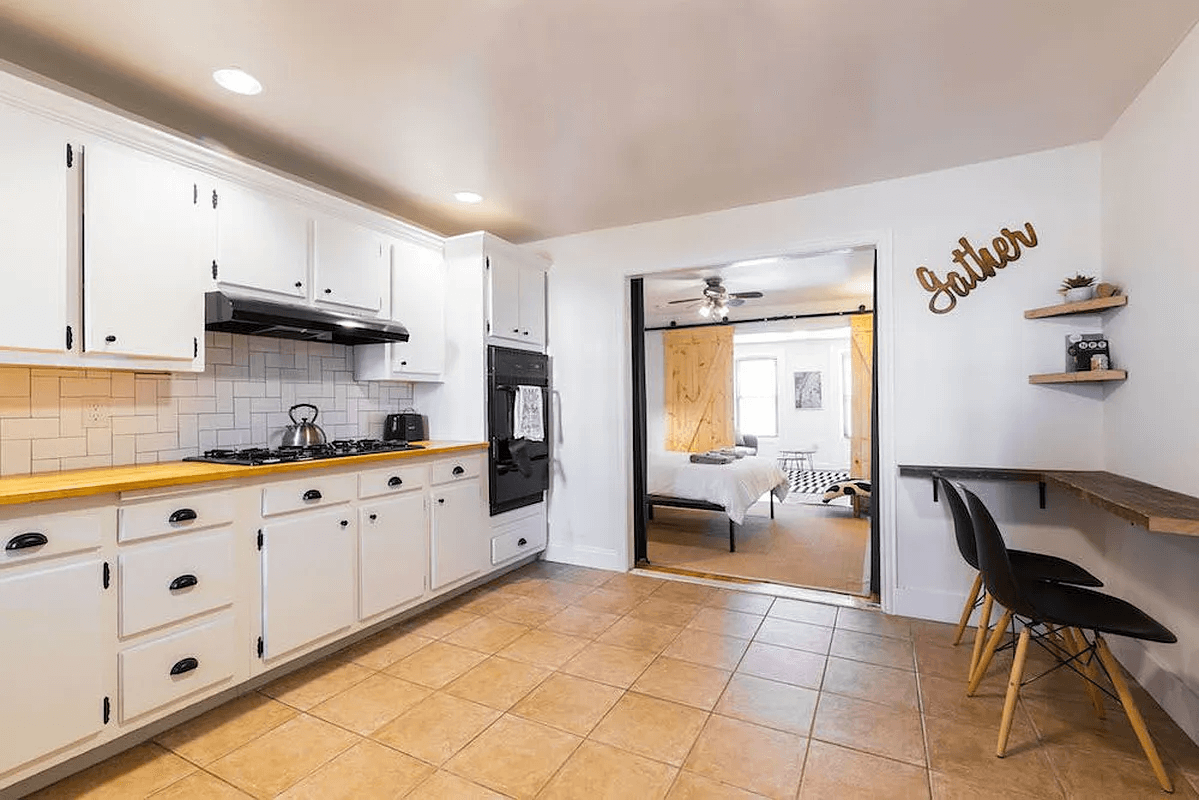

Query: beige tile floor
26,561,1199,799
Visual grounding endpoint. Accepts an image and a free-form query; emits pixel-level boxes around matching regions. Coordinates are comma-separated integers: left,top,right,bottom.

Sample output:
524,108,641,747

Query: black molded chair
935,476,1102,681
963,484,1177,792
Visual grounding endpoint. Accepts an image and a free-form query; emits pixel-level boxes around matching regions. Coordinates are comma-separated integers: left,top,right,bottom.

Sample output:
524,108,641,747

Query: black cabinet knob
523,331,529,336
400,360,407,366
339,519,349,528
438,498,445,505
518,537,527,546
302,489,322,501
295,281,303,288
105,335,117,343
368,513,377,521
512,328,519,333
324,288,332,294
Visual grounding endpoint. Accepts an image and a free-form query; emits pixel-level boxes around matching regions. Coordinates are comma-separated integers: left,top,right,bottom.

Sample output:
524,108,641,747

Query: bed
646,451,790,552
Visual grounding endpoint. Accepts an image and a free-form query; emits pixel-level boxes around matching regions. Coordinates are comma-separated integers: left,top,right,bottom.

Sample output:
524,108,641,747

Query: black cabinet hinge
212,189,218,209
212,260,218,280
256,529,263,550
102,561,110,589
485,256,490,270
102,696,110,725
194,337,199,358
256,636,264,658
193,184,198,204
66,325,73,351
66,143,74,168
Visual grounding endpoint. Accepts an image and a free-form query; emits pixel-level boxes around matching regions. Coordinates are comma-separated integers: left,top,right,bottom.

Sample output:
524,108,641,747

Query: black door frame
629,255,883,595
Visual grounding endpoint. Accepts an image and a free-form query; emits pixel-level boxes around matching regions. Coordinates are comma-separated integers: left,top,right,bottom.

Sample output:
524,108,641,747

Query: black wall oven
488,346,550,515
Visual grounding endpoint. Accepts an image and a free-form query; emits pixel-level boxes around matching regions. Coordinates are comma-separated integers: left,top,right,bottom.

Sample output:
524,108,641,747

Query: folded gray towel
690,453,734,465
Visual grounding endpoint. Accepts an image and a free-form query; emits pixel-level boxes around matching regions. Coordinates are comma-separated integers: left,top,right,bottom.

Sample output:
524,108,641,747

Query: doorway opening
630,248,878,599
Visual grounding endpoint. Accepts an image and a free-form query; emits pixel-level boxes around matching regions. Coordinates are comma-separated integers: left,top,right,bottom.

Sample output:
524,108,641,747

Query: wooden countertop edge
0,441,488,507
898,464,1199,537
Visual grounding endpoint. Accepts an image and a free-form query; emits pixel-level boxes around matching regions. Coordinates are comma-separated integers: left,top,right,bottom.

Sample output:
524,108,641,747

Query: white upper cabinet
83,142,205,363
312,215,388,314
0,104,72,355
354,239,445,382
214,182,309,299
487,245,547,349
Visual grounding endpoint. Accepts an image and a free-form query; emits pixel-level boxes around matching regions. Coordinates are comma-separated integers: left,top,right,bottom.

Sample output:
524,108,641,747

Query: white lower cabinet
118,612,236,722
491,506,547,566
358,493,427,620
430,477,486,590
118,529,235,637
261,510,357,661
0,557,108,777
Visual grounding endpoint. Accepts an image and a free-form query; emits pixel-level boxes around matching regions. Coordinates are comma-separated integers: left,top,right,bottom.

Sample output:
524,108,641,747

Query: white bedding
648,451,790,524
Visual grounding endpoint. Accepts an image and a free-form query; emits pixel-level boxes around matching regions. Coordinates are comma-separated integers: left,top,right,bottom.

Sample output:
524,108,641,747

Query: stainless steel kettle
281,403,326,447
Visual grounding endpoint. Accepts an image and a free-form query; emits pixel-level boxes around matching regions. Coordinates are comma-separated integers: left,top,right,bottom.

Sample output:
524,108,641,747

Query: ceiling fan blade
666,297,703,305
730,291,763,299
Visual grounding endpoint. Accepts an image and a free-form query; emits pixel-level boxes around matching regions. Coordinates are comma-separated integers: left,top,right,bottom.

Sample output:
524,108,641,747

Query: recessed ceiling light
454,191,483,204
213,68,262,96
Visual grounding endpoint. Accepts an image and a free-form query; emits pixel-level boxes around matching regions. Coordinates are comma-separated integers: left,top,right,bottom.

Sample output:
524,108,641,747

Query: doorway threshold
632,563,877,610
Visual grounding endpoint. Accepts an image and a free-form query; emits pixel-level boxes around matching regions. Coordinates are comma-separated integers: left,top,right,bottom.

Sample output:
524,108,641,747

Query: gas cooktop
183,439,424,466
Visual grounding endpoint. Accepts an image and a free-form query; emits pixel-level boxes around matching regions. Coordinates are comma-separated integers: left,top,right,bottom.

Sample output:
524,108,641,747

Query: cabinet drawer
429,456,482,485
119,613,236,722
0,508,104,568
359,464,427,499
262,474,354,517
118,530,235,637
120,490,234,543
491,515,547,565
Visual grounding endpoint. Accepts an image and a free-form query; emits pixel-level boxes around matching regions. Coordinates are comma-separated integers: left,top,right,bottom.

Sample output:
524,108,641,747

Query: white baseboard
889,586,969,624
542,542,626,572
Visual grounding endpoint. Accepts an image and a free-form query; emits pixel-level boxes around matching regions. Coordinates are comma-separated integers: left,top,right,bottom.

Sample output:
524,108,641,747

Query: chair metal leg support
1094,634,1173,793
770,491,774,520
969,608,1013,695
954,573,984,646
969,591,995,682
729,519,735,553
997,626,1031,757
1065,627,1107,720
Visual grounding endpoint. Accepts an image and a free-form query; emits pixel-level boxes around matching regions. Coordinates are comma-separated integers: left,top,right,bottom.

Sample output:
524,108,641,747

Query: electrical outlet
85,400,110,425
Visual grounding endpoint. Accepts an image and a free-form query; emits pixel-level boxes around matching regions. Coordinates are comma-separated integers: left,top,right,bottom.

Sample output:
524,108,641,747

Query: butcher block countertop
0,441,488,507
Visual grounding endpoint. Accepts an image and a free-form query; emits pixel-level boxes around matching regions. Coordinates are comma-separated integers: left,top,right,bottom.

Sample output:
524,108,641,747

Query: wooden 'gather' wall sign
915,222,1039,314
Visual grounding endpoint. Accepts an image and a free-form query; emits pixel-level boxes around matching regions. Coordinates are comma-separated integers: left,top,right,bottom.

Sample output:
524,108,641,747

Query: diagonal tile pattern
28,560,1199,799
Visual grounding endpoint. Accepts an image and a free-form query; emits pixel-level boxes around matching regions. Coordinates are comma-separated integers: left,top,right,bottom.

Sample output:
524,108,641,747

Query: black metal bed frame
644,491,774,553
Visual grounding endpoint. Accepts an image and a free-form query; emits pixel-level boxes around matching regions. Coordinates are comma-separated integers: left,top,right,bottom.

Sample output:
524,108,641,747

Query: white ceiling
0,1,1195,242
643,248,874,327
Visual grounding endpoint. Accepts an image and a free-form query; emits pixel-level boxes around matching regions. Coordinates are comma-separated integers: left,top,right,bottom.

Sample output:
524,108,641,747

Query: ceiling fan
666,277,764,318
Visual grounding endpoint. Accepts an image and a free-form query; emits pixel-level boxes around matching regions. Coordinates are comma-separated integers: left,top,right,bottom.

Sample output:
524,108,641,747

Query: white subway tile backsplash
0,333,414,477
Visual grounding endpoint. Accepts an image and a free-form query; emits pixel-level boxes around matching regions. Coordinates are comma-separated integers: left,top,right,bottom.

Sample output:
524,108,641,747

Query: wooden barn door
663,326,734,452
850,314,874,478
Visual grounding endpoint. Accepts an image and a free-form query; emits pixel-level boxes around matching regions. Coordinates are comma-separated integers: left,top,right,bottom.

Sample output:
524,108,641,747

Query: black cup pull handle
387,476,402,487
5,532,48,551
169,574,198,592
303,489,322,501
518,537,527,546
170,657,199,676
452,465,465,476
168,508,197,524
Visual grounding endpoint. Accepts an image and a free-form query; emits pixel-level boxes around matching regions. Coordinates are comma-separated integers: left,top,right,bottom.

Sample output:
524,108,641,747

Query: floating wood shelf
1028,369,1127,385
1024,295,1127,319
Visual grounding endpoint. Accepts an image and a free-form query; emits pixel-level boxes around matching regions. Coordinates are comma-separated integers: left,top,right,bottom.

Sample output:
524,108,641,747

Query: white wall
1100,21,1199,742
535,142,1105,624
732,338,851,470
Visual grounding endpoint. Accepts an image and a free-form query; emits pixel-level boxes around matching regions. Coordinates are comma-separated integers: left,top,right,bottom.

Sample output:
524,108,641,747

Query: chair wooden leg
997,626,1031,757
968,608,1012,695
969,591,995,682
1094,634,1173,793
953,572,983,646
1064,627,1106,720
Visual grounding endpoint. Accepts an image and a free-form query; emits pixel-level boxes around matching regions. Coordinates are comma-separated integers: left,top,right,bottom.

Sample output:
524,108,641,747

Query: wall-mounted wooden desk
898,465,1199,537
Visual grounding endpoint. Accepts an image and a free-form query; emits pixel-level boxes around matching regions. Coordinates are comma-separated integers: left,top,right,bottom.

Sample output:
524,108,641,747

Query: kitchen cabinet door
358,492,426,620
261,510,355,661
519,263,547,347
0,104,72,356
313,215,387,314
83,142,205,361
430,478,485,590
0,557,107,776
215,182,309,299
487,250,523,343
389,239,445,379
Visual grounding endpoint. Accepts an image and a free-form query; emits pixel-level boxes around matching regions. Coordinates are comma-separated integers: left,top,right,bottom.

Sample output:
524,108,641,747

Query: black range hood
205,291,408,345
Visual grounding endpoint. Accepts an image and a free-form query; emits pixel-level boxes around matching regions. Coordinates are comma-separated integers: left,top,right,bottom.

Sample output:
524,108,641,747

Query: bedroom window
735,357,778,437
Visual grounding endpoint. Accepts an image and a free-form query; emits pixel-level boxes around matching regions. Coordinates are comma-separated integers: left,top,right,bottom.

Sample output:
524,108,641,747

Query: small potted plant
1060,274,1097,303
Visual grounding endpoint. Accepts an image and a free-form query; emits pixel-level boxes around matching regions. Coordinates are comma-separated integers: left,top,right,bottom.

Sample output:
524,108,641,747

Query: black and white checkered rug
786,469,850,497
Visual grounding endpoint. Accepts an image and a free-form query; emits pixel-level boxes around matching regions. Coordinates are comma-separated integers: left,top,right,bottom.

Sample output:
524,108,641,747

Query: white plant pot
1064,286,1096,303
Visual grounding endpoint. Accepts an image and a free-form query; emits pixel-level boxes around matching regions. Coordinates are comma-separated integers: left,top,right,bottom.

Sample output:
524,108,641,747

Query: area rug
785,468,850,498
